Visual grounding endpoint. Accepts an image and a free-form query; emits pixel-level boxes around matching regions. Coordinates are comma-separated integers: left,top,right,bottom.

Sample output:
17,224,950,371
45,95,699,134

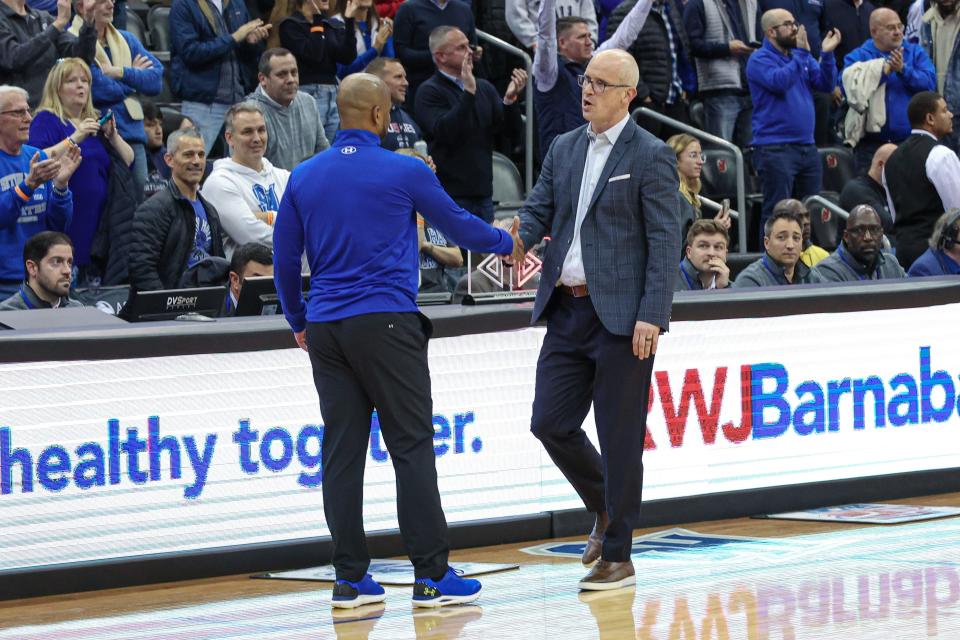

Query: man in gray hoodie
246,47,330,171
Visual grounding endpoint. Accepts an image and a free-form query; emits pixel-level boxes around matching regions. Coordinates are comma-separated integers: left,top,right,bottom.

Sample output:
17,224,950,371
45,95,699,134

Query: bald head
869,8,898,29
761,9,791,33
849,204,880,225
337,73,392,135
869,143,897,180
581,49,639,130
591,49,639,87
870,8,904,50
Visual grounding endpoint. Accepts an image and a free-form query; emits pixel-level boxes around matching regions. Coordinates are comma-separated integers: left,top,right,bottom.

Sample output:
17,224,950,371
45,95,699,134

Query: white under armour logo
341,146,357,155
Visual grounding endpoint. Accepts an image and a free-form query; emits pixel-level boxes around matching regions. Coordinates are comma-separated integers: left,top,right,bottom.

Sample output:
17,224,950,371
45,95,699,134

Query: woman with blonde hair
29,58,134,285
666,133,731,238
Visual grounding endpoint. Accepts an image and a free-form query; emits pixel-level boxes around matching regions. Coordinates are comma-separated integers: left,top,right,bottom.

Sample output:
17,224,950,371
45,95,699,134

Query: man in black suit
515,49,682,590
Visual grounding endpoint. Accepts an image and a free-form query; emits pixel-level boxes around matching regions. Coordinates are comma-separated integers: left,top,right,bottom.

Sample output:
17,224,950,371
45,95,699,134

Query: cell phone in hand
721,198,730,217
98,110,113,127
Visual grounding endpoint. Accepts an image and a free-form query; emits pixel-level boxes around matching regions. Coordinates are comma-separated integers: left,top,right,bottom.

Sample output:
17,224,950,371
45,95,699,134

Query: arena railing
631,107,748,254
477,29,533,194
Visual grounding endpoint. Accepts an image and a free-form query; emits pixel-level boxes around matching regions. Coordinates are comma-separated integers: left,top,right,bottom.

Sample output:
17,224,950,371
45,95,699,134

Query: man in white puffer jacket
201,102,291,259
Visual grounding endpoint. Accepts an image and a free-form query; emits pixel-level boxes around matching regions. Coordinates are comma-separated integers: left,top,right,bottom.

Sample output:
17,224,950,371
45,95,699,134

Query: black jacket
609,0,690,104
415,71,504,199
278,12,357,86
129,180,226,291
0,5,96,107
91,137,141,286
824,0,875,70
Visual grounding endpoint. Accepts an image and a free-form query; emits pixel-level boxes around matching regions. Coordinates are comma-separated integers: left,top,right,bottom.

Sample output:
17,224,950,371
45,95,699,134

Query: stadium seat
805,191,843,250
147,6,171,54
125,8,148,48
492,151,524,206
818,146,855,195
700,147,740,203
727,252,763,280
160,106,185,143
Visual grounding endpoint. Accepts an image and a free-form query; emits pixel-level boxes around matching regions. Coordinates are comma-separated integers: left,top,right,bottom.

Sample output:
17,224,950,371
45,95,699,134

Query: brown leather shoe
578,560,636,591
581,512,609,566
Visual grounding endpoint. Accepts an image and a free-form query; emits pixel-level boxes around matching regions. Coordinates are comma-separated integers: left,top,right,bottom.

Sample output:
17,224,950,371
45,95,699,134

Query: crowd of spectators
2,0,960,318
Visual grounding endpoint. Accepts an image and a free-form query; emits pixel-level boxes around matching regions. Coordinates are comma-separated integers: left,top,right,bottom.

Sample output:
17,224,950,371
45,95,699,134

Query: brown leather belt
558,284,589,297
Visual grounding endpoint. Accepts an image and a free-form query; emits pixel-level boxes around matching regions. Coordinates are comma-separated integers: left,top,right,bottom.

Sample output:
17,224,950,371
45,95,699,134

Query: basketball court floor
2,492,958,639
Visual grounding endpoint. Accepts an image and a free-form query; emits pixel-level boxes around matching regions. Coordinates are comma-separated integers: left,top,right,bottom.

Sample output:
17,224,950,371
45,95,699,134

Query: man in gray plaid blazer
516,49,682,590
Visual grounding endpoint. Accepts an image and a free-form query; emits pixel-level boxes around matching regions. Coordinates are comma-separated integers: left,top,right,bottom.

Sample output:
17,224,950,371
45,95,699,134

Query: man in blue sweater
747,10,841,243
0,86,78,298
273,73,522,610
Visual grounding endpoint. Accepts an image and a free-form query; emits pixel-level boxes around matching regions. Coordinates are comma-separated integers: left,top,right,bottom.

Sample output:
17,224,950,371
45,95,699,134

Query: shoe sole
411,592,481,608
331,593,387,609
578,574,636,591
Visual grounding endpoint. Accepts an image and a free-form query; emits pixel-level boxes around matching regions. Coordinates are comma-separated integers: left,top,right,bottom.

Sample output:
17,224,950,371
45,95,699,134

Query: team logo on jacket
341,146,357,155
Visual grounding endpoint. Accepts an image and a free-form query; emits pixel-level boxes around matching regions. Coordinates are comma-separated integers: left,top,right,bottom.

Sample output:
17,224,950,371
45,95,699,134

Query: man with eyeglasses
0,85,80,299
812,204,906,280
515,49,681,591
844,8,936,173
747,10,841,245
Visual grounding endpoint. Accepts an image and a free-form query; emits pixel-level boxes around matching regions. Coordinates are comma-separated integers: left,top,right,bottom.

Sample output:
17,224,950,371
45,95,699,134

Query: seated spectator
201,102,290,258
141,101,170,199
812,204,906,280
415,26,526,224
665,133,732,239
393,0,478,108
676,219,731,290
769,198,831,266
0,85,79,299
169,0,270,155
334,0,395,79
507,0,598,49
278,0,357,141
0,0,95,108
884,91,960,268
748,11,841,241
395,147,462,292
533,0,650,158
908,208,960,275
29,57,135,287
129,128,227,291
0,230,81,309
247,47,330,170
842,8,936,173
839,142,896,230
734,207,820,286
365,57,422,150
70,0,163,193
223,240,273,315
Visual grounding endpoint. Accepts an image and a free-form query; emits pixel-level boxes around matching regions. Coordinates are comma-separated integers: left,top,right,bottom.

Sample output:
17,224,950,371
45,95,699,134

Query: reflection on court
1,516,959,639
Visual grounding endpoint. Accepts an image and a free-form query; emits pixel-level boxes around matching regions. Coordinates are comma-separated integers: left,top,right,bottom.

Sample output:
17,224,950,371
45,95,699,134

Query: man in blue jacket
747,9,841,242
273,73,522,609
844,8,936,171
170,0,271,155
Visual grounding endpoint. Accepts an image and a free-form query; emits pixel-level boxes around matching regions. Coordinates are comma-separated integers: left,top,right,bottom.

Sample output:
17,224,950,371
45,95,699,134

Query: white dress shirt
559,113,630,286
883,129,960,221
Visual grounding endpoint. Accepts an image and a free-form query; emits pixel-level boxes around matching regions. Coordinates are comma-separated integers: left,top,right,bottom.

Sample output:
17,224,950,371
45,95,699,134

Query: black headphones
938,209,960,251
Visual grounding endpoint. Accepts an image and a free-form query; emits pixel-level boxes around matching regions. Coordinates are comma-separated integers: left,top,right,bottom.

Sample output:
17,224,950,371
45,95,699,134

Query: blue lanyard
18,286,34,309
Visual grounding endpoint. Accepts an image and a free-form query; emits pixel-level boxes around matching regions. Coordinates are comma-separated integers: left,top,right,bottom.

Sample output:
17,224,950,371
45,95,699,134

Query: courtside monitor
234,275,312,317
123,286,226,322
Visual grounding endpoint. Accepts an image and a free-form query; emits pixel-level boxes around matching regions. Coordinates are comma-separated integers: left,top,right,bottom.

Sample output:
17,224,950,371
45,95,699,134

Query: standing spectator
826,0,875,70
908,208,960,274
201,102,290,258
883,90,960,267
0,0,96,107
683,0,759,148
129,128,227,291
415,26,527,223
70,0,163,194
813,204,906,279
0,231,82,309
843,8,936,172
169,0,271,155
247,47,330,170
920,0,960,152
532,0,651,157
506,0,598,48
676,219,731,290
597,0,624,42
840,142,896,228
734,207,820,285
334,0,395,79
609,0,695,138
366,56,423,149
375,0,399,19
0,85,79,298
278,0,358,142
747,11,841,240
394,0,477,109
141,101,170,199
29,57,135,286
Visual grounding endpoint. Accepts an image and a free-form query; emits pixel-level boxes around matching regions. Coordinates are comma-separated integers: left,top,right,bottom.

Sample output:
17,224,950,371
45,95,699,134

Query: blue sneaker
412,568,482,608
331,574,386,609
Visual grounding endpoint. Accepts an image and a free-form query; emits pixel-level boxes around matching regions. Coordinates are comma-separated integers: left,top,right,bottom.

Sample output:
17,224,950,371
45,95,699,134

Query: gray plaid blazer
518,119,682,335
